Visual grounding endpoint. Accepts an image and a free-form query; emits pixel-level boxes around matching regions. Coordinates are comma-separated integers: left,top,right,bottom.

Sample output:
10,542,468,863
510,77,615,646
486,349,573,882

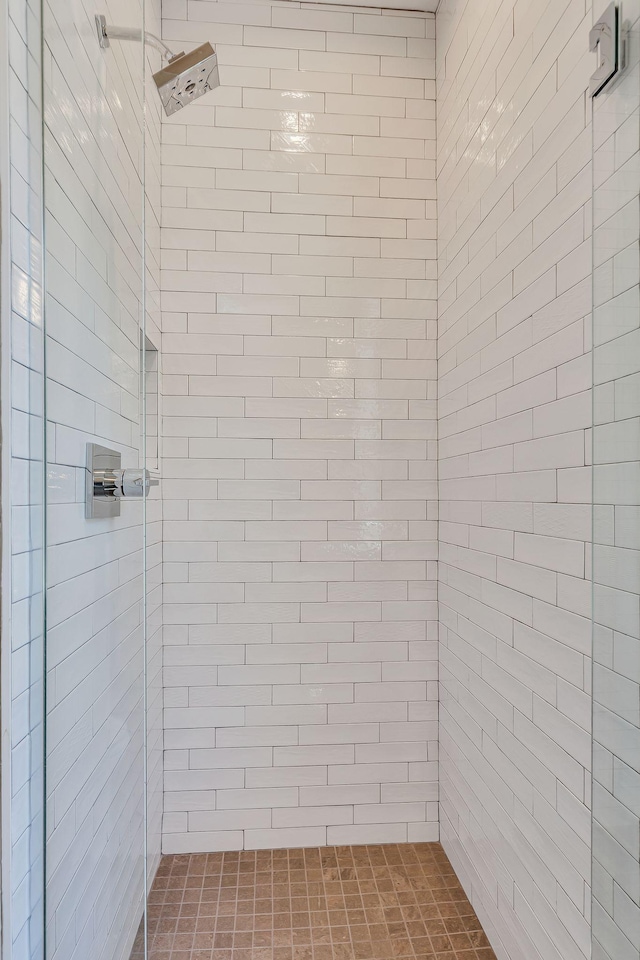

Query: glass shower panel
42,1,150,959
3,0,46,952
592,3,640,959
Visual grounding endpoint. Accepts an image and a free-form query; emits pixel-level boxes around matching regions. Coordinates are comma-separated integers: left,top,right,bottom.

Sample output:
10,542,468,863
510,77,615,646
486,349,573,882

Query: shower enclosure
1,1,639,959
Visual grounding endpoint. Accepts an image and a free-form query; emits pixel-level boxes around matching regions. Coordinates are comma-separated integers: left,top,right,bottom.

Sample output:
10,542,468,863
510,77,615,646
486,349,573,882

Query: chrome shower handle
92,466,158,501
86,443,159,518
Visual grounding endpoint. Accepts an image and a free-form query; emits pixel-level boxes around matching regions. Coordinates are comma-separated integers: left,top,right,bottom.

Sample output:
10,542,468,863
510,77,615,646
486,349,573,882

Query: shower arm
95,15,179,63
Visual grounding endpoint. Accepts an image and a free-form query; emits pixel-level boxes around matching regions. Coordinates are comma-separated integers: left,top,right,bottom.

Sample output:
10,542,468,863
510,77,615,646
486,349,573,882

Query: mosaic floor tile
131,844,497,960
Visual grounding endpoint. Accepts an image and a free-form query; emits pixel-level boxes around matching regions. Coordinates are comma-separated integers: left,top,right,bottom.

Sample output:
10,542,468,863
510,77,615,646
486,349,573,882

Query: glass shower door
41,2,152,958
592,3,640,959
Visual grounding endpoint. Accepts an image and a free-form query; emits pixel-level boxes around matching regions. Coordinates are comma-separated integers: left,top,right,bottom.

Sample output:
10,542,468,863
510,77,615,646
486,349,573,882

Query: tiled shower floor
134,843,497,960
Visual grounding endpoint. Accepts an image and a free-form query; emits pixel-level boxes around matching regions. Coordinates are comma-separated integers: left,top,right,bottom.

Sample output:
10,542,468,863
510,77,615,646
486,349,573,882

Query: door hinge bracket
590,3,624,97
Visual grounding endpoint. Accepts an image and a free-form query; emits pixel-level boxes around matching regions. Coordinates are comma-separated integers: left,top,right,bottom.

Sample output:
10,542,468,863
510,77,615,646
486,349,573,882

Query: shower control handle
93,467,158,501
122,468,160,496
86,443,159,518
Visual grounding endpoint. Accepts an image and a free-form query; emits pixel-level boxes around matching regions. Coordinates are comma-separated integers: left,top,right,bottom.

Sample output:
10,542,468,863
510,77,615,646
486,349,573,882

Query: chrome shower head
153,43,220,116
96,17,220,116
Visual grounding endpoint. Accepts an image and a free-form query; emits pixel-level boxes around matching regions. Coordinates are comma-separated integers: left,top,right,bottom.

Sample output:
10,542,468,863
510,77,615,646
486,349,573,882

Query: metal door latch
590,3,624,97
86,443,159,518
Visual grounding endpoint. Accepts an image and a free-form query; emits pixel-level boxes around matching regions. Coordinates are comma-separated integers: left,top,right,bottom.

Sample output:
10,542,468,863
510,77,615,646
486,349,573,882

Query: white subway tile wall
160,0,438,854
592,4,640,959
437,2,593,960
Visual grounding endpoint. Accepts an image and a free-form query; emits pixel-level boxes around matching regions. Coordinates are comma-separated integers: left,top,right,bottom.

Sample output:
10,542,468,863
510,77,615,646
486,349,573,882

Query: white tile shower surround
160,0,439,855
6,3,638,960
41,1,163,960
437,3,593,960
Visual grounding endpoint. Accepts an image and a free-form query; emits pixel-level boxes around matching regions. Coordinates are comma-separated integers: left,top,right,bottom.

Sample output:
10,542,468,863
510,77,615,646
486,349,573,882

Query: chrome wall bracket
590,3,624,97
85,443,159,519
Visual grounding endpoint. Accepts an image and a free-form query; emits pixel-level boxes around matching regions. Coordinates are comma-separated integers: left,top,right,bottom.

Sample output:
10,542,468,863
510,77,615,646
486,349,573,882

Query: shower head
95,17,220,116
153,43,220,116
